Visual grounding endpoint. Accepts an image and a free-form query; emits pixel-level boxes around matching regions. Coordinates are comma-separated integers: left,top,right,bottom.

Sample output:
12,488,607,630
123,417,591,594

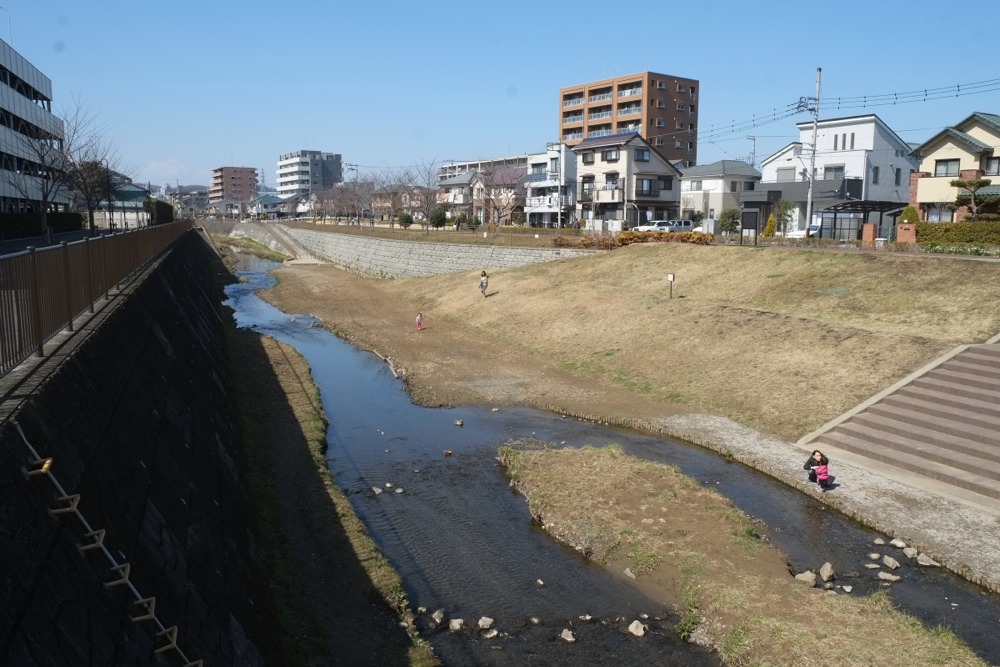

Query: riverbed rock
867,553,881,560
482,629,498,639
491,407,501,413
889,538,907,548
877,571,901,582
841,585,853,593
449,619,464,632
579,614,592,621
864,563,881,570
394,487,404,494
454,419,463,427
794,571,817,587
624,567,636,579
628,620,647,637
432,609,445,624
882,555,900,570
478,617,494,630
560,629,576,642
372,487,383,495
903,547,918,559
385,482,393,488
873,537,885,545
820,562,836,582
917,553,941,567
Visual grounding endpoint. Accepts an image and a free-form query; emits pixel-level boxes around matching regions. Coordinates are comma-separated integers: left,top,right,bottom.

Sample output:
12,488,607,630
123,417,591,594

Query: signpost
667,273,675,299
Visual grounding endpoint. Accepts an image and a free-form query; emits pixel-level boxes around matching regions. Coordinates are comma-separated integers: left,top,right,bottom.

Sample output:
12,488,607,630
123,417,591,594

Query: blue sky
10,0,1000,188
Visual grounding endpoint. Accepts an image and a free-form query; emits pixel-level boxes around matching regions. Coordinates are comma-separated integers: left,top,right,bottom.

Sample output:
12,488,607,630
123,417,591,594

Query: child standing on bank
416,312,423,332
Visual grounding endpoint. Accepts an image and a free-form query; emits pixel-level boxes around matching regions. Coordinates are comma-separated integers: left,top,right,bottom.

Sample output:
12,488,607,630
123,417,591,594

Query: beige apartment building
209,166,258,204
559,71,699,167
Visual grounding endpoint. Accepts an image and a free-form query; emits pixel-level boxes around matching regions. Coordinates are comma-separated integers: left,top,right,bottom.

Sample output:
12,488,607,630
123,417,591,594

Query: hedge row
552,230,713,249
916,220,1000,245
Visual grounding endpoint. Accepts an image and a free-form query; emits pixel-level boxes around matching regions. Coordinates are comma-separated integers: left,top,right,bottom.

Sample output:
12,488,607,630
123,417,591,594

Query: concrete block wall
0,232,286,665
281,226,595,277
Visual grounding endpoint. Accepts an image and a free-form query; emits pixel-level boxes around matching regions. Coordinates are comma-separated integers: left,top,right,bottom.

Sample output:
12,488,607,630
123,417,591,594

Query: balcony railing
526,194,574,209
588,92,613,103
563,97,584,107
588,111,612,121
588,129,613,138
562,131,583,141
618,105,642,116
618,87,642,97
525,172,559,183
563,114,583,124
1,222,193,378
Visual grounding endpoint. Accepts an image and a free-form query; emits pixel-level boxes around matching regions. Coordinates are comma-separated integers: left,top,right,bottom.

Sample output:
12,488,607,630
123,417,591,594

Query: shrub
720,208,741,234
915,220,1000,246
397,212,413,229
763,214,776,237
899,205,919,225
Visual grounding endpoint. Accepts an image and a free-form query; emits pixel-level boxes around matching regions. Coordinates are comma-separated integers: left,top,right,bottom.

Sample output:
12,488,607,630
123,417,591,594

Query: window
634,148,650,161
730,181,738,193
655,138,665,147
934,159,959,177
824,166,845,180
850,133,855,150
581,177,594,196
604,172,619,189
675,139,684,149
656,119,665,127
776,167,795,181
894,168,902,186
676,121,685,130
657,99,665,108
635,178,654,195
872,166,879,184
657,80,667,89
985,157,1000,176
691,180,703,191
677,102,686,111
602,148,619,162
550,158,559,172
658,176,674,191
743,181,755,191
833,135,838,151
582,151,594,165
677,84,687,92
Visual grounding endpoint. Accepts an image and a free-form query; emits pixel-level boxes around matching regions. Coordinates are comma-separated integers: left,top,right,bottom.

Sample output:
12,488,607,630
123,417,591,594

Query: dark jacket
803,454,828,471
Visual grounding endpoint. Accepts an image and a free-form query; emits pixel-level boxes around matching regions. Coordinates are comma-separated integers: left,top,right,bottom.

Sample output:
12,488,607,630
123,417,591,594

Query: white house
751,114,918,237
678,160,761,221
524,143,577,228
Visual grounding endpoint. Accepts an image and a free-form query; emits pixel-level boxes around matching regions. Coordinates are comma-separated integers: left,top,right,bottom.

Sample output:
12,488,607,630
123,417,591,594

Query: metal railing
1,222,192,378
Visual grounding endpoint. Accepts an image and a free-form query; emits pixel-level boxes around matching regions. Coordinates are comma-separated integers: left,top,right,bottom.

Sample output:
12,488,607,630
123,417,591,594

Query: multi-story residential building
571,132,682,231
209,166,258,204
276,150,343,198
559,71,699,167
438,155,528,182
438,171,476,220
679,160,761,221
747,114,918,238
909,112,1000,222
0,38,68,216
524,143,577,228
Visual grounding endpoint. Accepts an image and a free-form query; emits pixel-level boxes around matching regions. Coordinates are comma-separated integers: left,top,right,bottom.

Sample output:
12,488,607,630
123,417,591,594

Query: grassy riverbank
500,444,984,666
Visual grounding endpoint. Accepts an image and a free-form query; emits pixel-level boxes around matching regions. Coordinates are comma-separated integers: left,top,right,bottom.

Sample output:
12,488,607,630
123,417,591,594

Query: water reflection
224,253,1000,665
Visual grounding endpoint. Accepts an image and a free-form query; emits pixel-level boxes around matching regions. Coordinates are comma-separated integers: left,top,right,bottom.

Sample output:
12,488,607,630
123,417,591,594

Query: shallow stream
226,253,1000,666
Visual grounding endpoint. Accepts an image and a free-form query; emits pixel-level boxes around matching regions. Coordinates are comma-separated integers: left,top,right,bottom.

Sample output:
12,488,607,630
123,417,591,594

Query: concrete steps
813,343,1000,505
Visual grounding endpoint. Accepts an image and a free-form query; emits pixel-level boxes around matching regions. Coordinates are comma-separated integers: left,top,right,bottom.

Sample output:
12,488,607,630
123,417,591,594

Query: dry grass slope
385,244,1000,439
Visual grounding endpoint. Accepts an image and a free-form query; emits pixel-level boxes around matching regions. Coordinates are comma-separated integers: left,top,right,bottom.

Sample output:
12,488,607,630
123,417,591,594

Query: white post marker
667,273,675,299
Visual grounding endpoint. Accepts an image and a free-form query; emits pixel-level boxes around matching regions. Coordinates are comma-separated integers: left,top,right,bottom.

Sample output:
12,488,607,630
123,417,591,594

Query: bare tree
371,167,412,228
408,160,441,233
477,166,526,235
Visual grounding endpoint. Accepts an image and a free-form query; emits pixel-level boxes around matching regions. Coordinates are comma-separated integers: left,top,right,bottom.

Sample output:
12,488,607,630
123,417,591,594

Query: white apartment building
438,155,529,182
0,38,68,214
524,143,577,228
679,160,761,221
276,150,343,198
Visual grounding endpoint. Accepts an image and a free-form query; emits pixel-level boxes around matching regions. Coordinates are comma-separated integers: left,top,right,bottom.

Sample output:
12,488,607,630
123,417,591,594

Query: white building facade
524,143,577,228
276,150,343,198
753,114,918,234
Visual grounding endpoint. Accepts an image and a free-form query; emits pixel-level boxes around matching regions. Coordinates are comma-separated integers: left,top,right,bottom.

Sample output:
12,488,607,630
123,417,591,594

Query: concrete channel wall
204,221,595,277
0,232,285,665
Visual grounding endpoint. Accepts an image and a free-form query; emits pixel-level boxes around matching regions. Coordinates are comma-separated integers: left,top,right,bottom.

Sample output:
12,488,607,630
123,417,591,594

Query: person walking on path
478,271,489,298
416,312,423,332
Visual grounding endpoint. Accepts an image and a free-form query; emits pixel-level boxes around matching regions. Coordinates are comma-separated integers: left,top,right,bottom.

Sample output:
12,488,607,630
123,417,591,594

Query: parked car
634,220,671,232
664,219,696,232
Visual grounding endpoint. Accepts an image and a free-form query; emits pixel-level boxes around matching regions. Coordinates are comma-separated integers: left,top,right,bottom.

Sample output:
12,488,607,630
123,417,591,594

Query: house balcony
526,194,574,210
594,185,623,203
525,171,560,184
588,128,613,138
448,193,470,205
563,131,584,142
588,110,612,121
563,97,584,107
588,92,613,103
563,114,583,124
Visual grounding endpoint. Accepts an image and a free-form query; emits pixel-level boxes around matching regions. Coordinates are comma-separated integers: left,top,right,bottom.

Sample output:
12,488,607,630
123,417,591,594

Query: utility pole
797,67,822,233
746,135,756,168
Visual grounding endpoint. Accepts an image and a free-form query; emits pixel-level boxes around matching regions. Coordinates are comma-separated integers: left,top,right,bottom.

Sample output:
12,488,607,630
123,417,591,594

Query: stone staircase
807,343,1000,506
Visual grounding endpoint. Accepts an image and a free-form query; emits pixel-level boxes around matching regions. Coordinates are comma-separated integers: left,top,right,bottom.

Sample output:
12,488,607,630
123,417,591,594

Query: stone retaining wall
0,232,285,665
203,221,595,278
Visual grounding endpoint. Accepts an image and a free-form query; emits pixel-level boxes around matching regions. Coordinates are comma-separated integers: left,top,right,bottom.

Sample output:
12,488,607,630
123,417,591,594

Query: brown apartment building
559,71,699,166
209,166,259,204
